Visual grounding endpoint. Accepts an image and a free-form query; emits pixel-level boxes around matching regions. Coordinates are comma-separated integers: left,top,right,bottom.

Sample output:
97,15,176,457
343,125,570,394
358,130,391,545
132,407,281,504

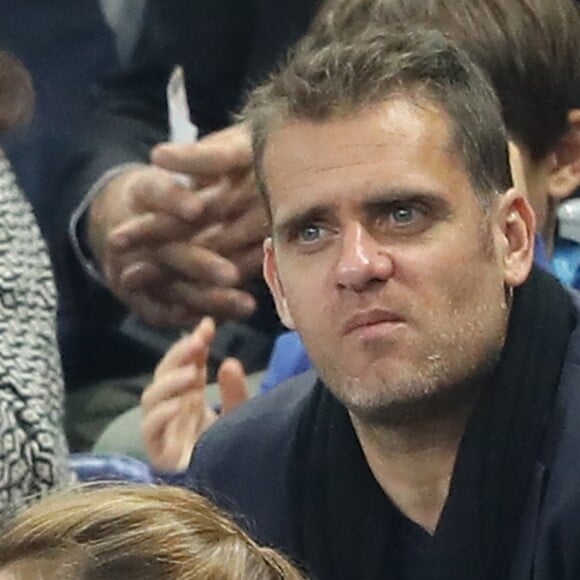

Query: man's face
263,99,533,423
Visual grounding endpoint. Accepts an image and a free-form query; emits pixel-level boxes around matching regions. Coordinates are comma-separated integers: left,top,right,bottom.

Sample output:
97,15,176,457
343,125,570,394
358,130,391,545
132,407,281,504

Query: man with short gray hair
189,24,580,580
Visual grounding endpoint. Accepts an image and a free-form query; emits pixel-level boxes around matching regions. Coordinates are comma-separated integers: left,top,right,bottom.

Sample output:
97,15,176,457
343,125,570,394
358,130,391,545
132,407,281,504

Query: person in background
0,0,118,220
0,1,128,452
47,0,324,451
100,0,146,66
0,484,303,579
0,50,74,514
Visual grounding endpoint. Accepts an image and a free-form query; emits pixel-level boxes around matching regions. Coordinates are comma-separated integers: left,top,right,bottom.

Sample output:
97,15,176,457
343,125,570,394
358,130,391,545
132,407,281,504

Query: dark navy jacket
188,295,580,579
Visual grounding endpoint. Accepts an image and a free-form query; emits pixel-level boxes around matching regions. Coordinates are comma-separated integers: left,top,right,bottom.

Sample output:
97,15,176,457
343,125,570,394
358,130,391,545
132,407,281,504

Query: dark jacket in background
44,0,323,389
0,0,117,218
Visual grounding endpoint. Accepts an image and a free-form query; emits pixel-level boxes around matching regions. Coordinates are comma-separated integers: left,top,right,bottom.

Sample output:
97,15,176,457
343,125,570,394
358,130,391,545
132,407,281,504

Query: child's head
0,485,303,580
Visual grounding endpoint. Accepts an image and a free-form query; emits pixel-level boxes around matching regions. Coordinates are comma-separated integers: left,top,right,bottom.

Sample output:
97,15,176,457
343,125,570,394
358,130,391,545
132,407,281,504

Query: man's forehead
265,96,450,148
261,98,466,217
262,98,453,179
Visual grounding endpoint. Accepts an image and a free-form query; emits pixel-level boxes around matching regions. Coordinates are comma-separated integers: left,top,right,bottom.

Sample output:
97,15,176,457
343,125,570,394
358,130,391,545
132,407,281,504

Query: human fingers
154,241,241,285
101,248,173,317
142,395,206,473
120,243,240,289
142,395,182,471
161,315,216,374
107,178,232,251
114,255,256,323
151,124,252,177
195,205,268,258
179,238,263,284
217,357,250,414
103,255,167,315
221,170,262,218
153,317,215,378
176,403,218,471
130,166,207,222
117,286,194,328
88,167,146,266
153,334,198,378
231,243,265,282
118,274,256,326
108,258,163,299
90,165,204,274
196,168,263,228
188,233,264,284
167,388,218,471
164,279,257,321
142,365,201,412
108,213,194,252
190,175,267,261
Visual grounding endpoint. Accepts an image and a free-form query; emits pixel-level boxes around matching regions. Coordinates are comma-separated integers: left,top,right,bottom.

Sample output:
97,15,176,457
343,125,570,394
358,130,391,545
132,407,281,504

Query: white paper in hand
167,66,199,185
167,65,198,143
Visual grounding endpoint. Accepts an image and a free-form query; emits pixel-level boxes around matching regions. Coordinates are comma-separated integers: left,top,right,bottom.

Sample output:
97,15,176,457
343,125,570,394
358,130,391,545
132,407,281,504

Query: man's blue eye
392,206,416,223
298,225,322,243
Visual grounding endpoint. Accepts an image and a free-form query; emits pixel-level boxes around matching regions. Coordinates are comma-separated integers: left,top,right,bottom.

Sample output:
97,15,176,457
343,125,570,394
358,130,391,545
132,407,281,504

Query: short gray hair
243,25,512,214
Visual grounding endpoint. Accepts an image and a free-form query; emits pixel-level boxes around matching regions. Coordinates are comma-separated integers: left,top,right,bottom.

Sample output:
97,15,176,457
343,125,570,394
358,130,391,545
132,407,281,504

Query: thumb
217,357,249,414
151,124,252,176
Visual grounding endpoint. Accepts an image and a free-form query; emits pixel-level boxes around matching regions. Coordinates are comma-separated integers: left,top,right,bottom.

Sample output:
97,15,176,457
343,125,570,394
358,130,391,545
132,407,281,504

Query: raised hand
86,124,266,327
141,317,249,472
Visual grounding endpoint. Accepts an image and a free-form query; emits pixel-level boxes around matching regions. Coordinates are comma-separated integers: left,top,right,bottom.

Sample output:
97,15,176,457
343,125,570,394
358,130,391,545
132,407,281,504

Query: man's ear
263,237,296,330
496,188,535,288
547,109,580,200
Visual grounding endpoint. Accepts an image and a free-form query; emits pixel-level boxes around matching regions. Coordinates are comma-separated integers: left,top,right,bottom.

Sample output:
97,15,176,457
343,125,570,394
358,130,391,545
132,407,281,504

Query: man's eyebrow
365,186,445,201
363,188,452,213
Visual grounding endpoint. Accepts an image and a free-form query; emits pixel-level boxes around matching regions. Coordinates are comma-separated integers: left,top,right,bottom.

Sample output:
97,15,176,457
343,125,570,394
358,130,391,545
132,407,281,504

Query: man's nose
335,222,394,291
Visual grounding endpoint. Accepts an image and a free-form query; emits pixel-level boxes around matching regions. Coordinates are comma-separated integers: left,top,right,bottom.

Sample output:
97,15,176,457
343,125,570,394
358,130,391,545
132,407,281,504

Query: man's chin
329,376,482,429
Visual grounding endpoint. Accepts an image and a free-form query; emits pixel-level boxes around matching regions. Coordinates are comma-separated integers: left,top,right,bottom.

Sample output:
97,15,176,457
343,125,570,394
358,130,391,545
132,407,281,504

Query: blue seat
70,453,154,483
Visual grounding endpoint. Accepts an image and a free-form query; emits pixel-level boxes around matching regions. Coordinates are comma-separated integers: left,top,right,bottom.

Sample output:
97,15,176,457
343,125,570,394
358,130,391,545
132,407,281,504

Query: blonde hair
0,484,303,580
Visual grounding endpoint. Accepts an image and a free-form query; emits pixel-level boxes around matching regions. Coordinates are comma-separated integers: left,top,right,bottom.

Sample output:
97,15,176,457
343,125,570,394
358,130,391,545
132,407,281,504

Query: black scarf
288,267,576,580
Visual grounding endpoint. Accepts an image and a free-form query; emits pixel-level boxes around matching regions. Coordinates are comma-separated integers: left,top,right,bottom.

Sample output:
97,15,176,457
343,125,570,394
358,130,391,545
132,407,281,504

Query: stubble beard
313,298,508,429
